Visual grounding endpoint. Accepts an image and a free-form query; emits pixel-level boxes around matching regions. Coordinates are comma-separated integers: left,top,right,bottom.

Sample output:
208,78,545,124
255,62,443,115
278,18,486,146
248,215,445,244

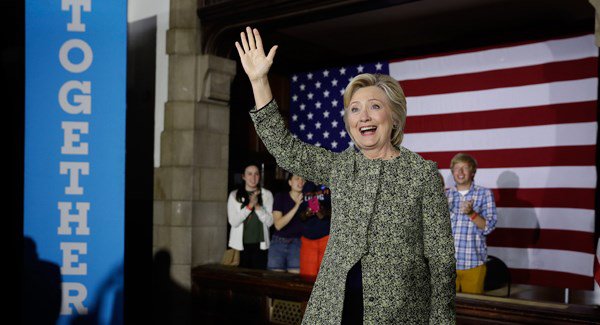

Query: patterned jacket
251,100,456,324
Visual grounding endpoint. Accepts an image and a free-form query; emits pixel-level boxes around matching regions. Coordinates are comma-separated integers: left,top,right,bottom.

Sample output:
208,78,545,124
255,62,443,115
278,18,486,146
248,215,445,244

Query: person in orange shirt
299,182,331,278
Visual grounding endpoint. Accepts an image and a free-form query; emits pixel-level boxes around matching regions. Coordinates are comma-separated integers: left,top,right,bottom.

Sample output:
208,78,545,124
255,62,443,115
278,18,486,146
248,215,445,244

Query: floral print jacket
250,100,456,324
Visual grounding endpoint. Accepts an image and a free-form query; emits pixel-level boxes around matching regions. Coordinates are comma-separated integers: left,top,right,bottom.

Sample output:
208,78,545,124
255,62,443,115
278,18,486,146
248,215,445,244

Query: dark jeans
342,260,364,325
239,243,267,270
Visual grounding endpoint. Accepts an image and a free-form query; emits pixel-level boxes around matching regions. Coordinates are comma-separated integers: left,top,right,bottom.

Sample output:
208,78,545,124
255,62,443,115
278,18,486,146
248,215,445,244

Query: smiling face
288,175,305,193
451,161,475,190
345,86,395,152
242,165,260,191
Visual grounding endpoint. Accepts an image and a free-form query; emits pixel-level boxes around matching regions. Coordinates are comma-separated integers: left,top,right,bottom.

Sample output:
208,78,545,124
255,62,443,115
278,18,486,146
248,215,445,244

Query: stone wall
153,0,236,289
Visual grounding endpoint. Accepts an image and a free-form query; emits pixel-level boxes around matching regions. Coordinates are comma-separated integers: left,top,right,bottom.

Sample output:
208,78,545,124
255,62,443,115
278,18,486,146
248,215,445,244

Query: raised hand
235,27,278,82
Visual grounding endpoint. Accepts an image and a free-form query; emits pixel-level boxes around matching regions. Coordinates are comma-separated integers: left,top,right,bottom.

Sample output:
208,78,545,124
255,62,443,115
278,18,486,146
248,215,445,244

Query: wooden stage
192,264,600,324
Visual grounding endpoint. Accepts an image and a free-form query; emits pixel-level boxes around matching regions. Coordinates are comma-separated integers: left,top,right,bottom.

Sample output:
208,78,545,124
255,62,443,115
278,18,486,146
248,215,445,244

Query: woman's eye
350,107,359,113
372,104,381,109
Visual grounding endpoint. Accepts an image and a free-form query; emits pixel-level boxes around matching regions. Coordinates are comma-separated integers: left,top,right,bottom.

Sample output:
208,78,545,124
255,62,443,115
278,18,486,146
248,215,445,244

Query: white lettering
62,121,89,155
60,242,87,275
61,282,88,315
60,162,89,195
58,201,90,235
59,39,93,73
57,1,94,315
59,80,91,114
61,0,91,32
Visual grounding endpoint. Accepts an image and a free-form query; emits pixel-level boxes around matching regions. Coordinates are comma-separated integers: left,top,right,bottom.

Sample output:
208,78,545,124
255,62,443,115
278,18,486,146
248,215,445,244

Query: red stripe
595,255,600,286
491,188,596,210
508,268,593,290
399,57,597,96
488,229,595,254
420,145,597,168
404,101,597,133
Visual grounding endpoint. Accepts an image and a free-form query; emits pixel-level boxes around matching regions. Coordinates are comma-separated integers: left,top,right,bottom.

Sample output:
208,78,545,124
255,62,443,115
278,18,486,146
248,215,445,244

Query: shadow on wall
22,240,191,324
71,262,124,325
495,170,539,236
22,236,62,324
71,249,193,324
489,170,539,284
152,249,192,325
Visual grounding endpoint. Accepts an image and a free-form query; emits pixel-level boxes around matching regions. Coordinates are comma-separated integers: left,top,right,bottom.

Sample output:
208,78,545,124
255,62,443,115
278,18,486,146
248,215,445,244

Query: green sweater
250,100,456,324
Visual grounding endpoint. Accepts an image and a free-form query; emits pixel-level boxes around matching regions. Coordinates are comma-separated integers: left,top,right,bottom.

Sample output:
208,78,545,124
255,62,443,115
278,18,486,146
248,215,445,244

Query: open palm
235,27,278,81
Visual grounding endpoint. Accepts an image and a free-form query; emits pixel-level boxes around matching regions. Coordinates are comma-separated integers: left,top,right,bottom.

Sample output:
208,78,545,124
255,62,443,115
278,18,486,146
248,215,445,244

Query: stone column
154,0,236,289
590,0,600,46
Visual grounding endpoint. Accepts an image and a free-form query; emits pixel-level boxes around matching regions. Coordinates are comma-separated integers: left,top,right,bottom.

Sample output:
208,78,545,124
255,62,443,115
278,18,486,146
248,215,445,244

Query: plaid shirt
445,183,498,270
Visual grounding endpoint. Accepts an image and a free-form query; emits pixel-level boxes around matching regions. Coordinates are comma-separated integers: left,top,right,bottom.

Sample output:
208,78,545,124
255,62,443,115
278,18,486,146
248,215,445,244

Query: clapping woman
227,163,274,269
268,174,306,273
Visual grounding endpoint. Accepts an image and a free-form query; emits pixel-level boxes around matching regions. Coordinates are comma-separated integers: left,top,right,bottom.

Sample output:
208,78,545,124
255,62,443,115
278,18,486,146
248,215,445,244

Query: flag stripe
405,78,597,117
404,101,597,133
596,256,600,286
491,188,596,210
495,207,595,233
508,268,594,290
439,166,597,189
487,229,595,254
403,122,598,152
419,145,597,168
487,247,593,277
400,57,598,96
390,34,596,80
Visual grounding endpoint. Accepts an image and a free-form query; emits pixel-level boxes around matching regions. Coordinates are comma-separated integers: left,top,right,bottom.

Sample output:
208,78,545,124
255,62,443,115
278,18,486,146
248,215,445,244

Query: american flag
290,34,598,290
289,62,389,151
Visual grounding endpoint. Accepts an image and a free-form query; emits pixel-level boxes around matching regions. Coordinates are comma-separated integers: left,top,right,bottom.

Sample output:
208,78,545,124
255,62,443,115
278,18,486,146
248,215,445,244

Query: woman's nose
359,109,371,121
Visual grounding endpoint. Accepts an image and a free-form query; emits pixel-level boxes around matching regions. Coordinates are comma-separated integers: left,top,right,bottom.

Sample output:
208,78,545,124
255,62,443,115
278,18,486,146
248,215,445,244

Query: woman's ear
393,116,401,129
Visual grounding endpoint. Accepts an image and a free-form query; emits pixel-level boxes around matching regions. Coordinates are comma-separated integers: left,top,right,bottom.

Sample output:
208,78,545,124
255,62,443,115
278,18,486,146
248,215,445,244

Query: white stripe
390,34,597,80
405,78,597,116
403,122,598,152
494,208,595,233
487,247,594,277
439,166,597,189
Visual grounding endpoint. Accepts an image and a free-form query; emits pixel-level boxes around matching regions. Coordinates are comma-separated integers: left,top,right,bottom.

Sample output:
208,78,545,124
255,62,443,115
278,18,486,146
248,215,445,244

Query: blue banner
25,1,126,324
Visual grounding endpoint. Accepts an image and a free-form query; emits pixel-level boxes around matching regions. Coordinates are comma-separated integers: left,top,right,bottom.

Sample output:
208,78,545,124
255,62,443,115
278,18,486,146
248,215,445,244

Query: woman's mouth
359,126,377,135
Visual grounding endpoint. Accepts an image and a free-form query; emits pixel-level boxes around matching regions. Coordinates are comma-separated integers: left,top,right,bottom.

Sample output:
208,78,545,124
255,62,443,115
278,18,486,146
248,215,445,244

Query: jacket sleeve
421,161,456,324
256,189,274,227
250,100,335,187
227,191,251,228
478,188,498,236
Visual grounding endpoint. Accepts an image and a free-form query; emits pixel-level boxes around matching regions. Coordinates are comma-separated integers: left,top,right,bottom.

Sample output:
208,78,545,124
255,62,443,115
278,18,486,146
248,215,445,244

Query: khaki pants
456,264,487,294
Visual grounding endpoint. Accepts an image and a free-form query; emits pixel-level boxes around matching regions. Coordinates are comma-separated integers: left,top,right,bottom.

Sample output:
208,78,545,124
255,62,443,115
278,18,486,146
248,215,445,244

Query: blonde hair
450,153,478,174
343,73,407,147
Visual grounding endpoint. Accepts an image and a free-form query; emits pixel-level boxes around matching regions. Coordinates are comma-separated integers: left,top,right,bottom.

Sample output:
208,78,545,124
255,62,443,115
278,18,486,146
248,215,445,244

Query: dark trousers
341,260,364,325
239,243,267,270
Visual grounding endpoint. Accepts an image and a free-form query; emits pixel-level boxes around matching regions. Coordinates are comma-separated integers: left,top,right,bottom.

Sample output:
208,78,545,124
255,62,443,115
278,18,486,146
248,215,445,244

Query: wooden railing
192,264,600,324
